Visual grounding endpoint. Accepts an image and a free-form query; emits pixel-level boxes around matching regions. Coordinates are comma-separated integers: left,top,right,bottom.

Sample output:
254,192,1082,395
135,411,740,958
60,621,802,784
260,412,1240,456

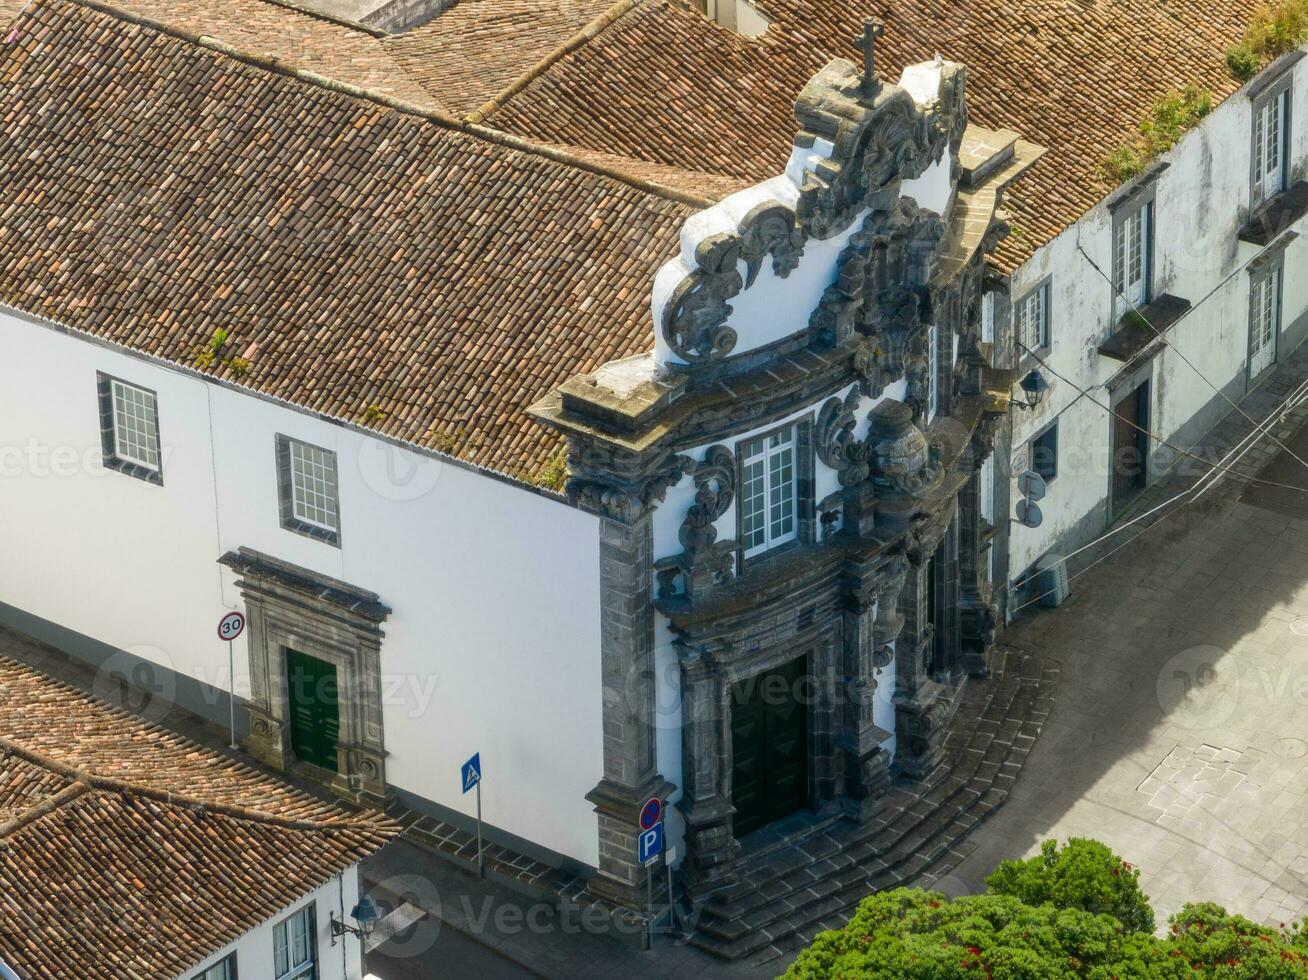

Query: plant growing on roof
1099,85,1212,185
1227,0,1308,80
193,327,231,370
534,447,568,492
362,404,387,425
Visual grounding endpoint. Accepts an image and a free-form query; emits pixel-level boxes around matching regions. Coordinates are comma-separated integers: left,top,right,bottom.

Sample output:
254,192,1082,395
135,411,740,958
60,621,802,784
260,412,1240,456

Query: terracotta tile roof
56,0,439,105
0,654,398,980
479,0,1265,269
380,0,619,115
0,0,697,478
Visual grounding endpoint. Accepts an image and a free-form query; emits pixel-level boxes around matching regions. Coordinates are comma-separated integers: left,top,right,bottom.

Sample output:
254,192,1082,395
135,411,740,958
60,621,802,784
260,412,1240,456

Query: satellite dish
1018,469,1047,502
1016,499,1043,529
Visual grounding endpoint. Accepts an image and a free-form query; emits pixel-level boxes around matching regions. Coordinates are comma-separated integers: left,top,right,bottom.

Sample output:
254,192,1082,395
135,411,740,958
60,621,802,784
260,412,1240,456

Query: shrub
1167,903,1308,978
784,841,1308,978
1244,0,1308,61
986,838,1156,933
1227,42,1261,81
783,888,1179,979
1099,85,1211,186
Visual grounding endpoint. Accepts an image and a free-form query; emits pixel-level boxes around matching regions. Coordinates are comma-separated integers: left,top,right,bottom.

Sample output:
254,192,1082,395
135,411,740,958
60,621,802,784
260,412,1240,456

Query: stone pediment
648,56,968,376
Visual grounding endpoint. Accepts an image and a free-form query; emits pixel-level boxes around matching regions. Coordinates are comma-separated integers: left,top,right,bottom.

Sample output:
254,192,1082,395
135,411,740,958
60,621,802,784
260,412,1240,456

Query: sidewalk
362,838,777,980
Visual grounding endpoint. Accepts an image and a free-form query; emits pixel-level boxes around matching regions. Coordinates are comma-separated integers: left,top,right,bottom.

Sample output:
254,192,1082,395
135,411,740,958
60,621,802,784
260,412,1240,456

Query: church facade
532,50,1040,914
0,0,1046,958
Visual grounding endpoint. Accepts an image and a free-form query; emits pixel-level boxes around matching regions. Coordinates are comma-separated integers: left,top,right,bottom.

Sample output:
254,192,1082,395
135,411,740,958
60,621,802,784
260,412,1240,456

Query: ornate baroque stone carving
680,445,735,550
656,446,738,601
870,400,942,499
661,204,804,364
792,60,968,241
566,443,693,523
816,389,871,487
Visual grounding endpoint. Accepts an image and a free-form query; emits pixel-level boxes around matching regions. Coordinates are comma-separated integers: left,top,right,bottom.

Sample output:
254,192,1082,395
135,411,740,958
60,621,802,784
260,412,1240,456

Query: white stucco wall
177,867,362,980
0,310,605,866
1007,56,1308,582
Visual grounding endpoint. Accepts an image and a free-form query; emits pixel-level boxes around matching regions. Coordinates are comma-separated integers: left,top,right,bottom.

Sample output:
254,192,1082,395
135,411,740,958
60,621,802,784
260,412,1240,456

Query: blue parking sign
637,821,664,865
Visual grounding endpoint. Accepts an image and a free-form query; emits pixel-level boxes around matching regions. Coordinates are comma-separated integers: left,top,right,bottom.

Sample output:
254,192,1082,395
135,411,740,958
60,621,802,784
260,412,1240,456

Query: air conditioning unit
1035,553,1070,608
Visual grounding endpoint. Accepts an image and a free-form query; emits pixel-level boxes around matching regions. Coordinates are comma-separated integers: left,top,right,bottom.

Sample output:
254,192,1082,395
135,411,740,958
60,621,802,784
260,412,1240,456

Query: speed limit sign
217,611,246,642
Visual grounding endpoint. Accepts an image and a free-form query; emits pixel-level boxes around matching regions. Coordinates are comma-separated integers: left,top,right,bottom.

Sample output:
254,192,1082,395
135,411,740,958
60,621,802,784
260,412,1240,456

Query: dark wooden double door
1112,379,1150,510
730,655,810,838
285,648,340,772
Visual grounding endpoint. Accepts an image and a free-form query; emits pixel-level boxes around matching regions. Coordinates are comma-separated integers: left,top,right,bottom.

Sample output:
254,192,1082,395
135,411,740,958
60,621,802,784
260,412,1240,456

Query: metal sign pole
475,779,485,878
646,862,654,946
665,857,674,935
227,638,238,749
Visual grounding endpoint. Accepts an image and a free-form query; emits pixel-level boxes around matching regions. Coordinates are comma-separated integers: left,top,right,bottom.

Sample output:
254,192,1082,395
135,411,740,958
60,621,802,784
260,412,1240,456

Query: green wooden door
730,655,809,838
285,649,340,772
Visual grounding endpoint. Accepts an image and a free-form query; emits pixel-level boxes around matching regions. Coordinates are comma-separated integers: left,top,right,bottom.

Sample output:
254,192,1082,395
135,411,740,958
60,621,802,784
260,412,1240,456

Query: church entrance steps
688,646,1056,962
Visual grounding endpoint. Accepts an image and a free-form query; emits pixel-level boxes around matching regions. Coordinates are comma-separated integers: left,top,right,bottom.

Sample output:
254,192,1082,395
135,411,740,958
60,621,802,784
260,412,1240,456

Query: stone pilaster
893,558,950,780
584,513,672,910
959,452,998,676
676,645,738,903
837,561,892,821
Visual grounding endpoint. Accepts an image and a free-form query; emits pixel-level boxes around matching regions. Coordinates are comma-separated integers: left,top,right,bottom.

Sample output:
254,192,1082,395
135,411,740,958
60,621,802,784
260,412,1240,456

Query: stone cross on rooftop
854,17,885,98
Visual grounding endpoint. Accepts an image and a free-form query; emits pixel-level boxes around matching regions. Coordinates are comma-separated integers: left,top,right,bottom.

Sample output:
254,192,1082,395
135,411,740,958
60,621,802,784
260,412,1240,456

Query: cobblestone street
950,359,1308,931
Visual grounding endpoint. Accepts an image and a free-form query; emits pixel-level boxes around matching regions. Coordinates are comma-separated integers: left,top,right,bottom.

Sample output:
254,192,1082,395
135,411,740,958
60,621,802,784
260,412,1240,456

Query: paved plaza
949,430,1308,931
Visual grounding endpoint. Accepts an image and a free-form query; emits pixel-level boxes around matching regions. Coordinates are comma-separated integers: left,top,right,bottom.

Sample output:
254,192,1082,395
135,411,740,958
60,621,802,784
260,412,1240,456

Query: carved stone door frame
676,624,840,901
219,548,391,807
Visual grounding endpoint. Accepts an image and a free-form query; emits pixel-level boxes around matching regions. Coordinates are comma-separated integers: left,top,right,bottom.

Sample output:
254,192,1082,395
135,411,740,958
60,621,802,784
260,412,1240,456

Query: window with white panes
111,379,161,471
738,427,796,557
194,954,237,980
1015,281,1049,352
290,441,338,531
1254,87,1289,206
979,456,995,525
273,904,316,980
1250,262,1282,379
276,435,341,544
1113,201,1152,315
927,323,940,422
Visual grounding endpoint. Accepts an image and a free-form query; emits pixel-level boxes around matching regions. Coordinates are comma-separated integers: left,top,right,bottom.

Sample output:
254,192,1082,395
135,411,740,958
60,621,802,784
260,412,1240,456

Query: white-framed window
96,372,164,484
1253,87,1289,206
1113,200,1152,315
1015,280,1050,352
927,323,940,422
981,292,995,345
979,456,995,525
111,379,160,470
273,904,317,980
1250,263,1282,379
194,953,237,980
739,427,796,557
276,435,341,545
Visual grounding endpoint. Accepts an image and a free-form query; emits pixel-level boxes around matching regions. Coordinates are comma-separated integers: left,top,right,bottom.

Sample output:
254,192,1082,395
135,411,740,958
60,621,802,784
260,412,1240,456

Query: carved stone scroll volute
661,204,804,366
655,446,737,604
816,389,870,487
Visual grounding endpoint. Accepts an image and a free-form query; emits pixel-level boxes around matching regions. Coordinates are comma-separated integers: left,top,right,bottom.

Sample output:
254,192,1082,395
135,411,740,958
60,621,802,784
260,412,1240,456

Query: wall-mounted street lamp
1016,369,1049,411
330,895,380,944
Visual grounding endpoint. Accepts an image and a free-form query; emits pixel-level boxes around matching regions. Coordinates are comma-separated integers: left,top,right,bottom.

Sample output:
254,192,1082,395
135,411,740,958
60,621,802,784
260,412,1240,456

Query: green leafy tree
784,840,1308,979
986,838,1155,934
1165,903,1308,978
782,889,1180,979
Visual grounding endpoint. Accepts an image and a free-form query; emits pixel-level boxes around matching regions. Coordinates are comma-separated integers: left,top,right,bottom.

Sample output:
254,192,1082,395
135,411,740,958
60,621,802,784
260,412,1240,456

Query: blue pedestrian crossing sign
461,752,481,794
637,821,664,866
